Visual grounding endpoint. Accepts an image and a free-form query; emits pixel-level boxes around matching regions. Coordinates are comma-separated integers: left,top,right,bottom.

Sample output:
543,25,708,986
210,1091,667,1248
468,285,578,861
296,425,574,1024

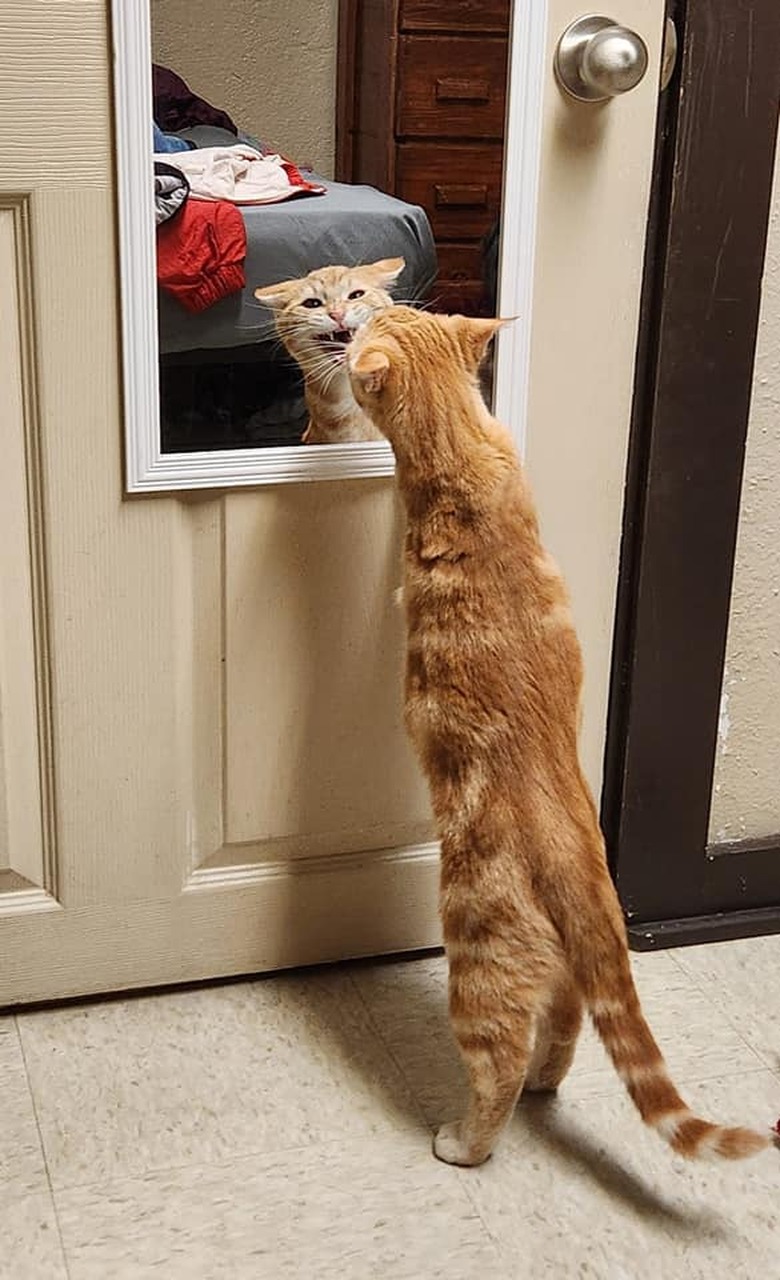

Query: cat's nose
329,309,345,325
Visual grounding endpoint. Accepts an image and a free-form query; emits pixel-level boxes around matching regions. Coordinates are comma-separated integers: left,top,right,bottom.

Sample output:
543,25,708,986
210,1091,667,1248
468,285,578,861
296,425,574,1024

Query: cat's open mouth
317,330,353,348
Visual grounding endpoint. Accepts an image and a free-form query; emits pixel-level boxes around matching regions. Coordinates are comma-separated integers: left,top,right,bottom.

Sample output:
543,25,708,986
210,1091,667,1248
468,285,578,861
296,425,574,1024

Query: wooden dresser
336,0,510,314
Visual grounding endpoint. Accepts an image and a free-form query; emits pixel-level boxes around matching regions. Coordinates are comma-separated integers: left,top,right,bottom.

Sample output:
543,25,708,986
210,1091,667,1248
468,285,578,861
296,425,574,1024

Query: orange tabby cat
254,258,404,444
348,306,771,1167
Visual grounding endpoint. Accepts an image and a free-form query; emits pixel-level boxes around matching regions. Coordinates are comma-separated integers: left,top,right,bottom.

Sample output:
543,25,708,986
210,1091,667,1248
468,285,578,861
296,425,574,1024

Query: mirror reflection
151,0,508,452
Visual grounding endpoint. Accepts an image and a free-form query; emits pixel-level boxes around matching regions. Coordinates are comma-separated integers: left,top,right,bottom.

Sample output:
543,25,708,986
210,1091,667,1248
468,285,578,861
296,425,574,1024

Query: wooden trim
9,195,59,900
0,195,59,899
335,0,358,180
628,903,780,952
492,0,547,455
185,841,440,892
705,834,780,861
602,0,780,930
0,889,59,919
601,1,680,880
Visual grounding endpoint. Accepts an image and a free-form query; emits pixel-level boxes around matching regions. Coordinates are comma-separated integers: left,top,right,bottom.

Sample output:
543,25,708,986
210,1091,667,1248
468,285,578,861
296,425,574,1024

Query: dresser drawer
400,0,510,34
397,36,507,139
436,243,485,286
429,281,488,315
396,143,503,240
430,244,490,315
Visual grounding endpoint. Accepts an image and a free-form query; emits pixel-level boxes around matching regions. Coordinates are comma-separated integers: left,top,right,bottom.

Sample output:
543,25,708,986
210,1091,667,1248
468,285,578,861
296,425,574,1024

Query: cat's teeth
317,329,353,347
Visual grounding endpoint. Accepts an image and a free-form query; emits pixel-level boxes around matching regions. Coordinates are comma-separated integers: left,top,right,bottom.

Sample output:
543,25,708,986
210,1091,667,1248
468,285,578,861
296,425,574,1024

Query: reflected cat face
253,258,405,382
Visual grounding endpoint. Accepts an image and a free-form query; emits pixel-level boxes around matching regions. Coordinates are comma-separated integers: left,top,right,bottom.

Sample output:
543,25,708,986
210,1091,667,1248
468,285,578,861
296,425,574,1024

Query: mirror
116,0,515,485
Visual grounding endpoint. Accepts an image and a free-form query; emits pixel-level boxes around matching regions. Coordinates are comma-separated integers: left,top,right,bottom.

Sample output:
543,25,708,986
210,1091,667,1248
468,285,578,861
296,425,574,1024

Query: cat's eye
348,290,366,300
302,297,324,309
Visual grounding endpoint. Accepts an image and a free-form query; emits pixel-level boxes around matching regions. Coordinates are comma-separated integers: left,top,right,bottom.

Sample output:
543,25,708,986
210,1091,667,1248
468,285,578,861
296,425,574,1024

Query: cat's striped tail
571,897,771,1160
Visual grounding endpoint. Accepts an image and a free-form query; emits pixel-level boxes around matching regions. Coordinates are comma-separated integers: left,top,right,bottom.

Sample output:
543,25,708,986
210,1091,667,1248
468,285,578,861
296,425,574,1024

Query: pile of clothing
152,65,325,314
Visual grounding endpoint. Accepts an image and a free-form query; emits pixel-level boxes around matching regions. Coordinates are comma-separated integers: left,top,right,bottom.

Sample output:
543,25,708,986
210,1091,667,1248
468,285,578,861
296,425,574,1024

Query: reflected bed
158,128,437,451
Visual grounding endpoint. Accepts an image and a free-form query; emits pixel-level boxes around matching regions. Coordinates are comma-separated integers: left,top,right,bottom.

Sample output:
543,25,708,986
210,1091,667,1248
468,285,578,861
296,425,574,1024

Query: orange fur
254,258,404,444
348,306,770,1168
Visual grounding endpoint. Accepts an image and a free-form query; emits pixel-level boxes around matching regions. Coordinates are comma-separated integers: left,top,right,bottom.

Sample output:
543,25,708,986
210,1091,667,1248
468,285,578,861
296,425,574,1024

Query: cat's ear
351,349,390,394
446,315,507,369
253,280,297,309
367,257,406,289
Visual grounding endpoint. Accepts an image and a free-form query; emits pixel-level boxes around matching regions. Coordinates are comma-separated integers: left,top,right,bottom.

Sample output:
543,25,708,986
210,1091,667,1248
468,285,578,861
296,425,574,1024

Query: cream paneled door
0,0,665,1004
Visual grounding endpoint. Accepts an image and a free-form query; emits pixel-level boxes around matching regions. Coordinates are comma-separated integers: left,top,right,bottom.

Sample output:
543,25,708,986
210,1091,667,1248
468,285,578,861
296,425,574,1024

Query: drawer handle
435,77,490,103
434,183,489,209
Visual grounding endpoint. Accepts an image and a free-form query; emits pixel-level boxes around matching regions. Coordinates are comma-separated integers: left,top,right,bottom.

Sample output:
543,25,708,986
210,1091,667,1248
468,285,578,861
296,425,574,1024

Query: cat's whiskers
391,266,438,308
242,300,279,315
234,316,281,337
299,350,346,379
318,359,349,397
393,296,437,313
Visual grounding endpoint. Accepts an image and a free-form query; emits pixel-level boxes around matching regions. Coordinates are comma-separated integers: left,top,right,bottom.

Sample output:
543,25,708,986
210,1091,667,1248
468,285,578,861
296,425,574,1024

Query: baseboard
628,904,780,950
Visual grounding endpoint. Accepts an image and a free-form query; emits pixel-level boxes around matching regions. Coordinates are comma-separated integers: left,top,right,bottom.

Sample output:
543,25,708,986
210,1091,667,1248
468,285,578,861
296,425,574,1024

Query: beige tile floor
2,935,779,1279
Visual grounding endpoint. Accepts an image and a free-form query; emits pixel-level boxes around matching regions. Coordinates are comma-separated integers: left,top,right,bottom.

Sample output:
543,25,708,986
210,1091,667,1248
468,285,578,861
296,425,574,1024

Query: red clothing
156,200,246,313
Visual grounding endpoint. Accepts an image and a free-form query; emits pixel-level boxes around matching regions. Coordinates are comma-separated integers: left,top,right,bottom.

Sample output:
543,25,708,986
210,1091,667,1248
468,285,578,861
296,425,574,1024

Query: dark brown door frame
602,0,780,949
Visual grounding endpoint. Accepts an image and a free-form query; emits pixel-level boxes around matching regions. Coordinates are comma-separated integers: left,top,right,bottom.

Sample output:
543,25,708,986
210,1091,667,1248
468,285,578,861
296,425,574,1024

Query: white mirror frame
111,0,546,493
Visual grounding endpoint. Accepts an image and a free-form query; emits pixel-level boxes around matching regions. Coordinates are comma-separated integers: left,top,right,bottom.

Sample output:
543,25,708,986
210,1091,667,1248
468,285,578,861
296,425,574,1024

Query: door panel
0,0,665,1003
205,484,431,864
603,0,780,946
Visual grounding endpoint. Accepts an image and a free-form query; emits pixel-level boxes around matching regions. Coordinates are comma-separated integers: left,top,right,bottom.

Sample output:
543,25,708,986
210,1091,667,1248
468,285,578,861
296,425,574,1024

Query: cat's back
402,445,582,743
405,438,564,635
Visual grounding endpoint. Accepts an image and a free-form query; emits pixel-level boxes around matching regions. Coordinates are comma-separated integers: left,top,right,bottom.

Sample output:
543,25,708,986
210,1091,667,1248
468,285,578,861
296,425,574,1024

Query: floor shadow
518,1094,728,1240
296,953,732,1240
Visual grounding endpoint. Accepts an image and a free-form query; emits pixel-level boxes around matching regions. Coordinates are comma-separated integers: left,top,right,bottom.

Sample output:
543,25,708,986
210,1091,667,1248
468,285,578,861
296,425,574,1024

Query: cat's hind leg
524,977,584,1093
434,953,540,1168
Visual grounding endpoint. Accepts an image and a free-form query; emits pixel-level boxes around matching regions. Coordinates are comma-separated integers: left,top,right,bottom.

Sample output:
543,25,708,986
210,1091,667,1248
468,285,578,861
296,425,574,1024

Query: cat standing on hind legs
347,305,774,1169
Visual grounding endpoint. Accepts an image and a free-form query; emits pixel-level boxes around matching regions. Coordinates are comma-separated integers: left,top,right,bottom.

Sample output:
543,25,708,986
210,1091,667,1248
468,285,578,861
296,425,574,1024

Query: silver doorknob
555,15,649,102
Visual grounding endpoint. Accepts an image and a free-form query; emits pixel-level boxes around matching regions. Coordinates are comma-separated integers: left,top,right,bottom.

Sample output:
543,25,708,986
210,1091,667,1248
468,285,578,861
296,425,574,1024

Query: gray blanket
158,138,437,355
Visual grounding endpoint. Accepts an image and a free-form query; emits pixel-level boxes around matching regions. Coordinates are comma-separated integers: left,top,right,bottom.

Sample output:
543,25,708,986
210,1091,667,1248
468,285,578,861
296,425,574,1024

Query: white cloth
153,145,324,206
